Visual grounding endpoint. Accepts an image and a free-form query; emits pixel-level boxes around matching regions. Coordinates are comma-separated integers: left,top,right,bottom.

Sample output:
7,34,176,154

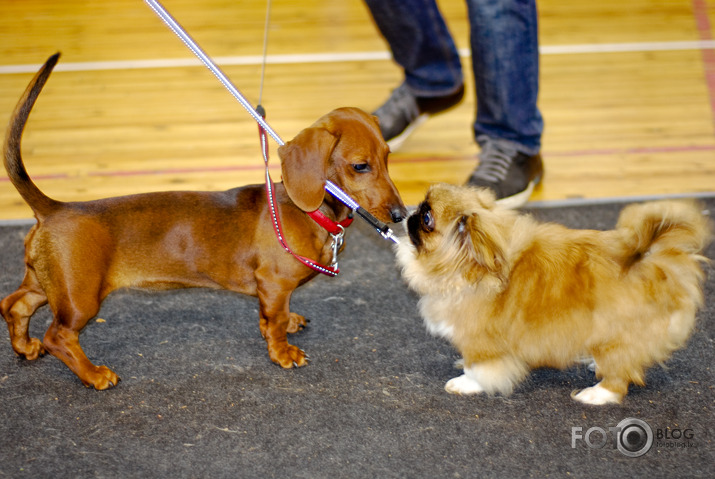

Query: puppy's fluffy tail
616,199,711,349
4,53,62,221
617,199,710,264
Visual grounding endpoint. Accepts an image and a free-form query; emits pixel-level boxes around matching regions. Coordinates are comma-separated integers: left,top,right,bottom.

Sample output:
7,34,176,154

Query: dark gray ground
0,197,713,478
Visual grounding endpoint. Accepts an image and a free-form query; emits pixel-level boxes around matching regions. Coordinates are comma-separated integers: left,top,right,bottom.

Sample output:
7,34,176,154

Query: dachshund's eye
352,163,370,173
422,210,435,232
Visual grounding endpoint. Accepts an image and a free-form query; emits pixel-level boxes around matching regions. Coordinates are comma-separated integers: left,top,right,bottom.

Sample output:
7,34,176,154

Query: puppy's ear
461,213,509,285
278,127,338,212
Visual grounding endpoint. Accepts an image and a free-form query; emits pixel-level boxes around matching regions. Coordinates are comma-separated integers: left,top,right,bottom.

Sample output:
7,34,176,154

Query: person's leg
466,0,544,208
365,0,463,96
467,0,542,153
365,0,465,148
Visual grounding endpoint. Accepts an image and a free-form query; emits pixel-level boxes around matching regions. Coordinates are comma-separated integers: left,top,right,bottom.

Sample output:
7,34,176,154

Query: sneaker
373,83,464,151
466,140,543,209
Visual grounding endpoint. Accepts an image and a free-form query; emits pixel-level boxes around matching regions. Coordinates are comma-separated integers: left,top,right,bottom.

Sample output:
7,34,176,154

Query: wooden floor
1,0,714,220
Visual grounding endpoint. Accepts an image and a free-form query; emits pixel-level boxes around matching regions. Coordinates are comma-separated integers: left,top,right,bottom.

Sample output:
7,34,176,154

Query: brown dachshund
2,53,406,389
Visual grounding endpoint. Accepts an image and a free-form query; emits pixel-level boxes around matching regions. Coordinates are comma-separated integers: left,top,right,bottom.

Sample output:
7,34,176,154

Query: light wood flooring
1,0,714,220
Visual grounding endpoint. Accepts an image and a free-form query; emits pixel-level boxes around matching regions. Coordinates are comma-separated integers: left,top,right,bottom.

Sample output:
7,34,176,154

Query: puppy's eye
352,163,371,173
422,210,435,232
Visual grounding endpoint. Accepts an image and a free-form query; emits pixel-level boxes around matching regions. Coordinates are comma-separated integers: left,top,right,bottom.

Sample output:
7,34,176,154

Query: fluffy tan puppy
396,183,710,405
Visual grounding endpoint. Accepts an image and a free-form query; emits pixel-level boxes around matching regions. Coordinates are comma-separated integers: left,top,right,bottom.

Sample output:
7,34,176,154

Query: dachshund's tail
4,53,63,221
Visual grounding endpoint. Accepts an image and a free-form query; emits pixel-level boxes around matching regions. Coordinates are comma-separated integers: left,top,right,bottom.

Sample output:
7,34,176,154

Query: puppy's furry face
398,184,513,295
397,183,709,405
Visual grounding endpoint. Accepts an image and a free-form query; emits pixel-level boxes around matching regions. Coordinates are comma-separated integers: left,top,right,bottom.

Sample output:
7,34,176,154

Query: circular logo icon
616,418,653,457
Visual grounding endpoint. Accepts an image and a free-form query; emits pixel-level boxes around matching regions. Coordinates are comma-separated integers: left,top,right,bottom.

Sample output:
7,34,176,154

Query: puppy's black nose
391,205,408,223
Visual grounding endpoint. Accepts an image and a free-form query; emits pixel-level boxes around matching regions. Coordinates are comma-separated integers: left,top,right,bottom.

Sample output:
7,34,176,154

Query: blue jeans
364,0,543,154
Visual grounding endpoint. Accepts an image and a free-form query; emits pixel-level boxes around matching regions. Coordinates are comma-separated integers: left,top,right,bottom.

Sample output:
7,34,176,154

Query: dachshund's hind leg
43,320,119,390
42,279,119,390
1,268,48,360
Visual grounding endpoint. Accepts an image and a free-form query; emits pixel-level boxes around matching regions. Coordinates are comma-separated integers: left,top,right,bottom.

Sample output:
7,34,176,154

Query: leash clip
330,226,345,269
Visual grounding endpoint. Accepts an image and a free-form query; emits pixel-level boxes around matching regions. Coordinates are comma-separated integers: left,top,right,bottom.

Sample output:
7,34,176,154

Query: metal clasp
330,225,345,269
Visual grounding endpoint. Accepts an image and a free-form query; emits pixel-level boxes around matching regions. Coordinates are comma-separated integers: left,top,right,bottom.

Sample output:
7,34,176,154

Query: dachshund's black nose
391,205,408,223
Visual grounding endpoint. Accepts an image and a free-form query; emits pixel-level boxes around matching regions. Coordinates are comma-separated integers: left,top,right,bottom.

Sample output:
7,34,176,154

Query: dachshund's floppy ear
278,127,338,212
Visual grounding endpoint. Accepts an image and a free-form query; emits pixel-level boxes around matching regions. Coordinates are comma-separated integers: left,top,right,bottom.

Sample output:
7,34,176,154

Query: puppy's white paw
572,383,621,405
445,374,485,395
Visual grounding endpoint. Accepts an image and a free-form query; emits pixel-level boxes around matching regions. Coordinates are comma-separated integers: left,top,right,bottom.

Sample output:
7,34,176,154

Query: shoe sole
495,172,543,210
494,158,544,209
386,113,429,152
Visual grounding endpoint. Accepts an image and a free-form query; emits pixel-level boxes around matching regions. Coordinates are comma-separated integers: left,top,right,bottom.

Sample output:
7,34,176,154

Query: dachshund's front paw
286,313,308,334
268,343,308,368
79,365,120,390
